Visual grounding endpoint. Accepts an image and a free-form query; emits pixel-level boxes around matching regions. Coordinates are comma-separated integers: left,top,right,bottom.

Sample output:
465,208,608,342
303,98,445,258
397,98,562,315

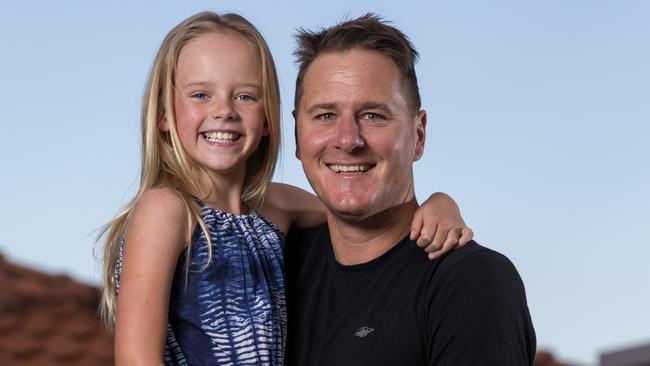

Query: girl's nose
211,99,238,120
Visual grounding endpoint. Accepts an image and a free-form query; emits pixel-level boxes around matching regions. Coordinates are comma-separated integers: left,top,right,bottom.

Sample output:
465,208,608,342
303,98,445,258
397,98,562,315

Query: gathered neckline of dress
195,199,286,238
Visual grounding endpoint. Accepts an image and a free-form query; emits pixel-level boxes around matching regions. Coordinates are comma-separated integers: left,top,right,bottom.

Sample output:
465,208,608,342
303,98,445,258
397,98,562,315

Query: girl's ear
159,115,170,132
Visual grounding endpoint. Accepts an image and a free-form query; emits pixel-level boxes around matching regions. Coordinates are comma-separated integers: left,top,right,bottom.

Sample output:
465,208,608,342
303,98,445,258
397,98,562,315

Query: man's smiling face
295,48,426,221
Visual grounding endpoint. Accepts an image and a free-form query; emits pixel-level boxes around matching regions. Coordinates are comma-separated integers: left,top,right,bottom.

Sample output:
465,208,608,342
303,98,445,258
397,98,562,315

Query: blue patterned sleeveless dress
115,200,286,365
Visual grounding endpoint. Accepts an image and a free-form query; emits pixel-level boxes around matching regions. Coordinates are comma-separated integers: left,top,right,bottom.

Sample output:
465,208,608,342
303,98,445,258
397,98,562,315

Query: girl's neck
193,168,248,214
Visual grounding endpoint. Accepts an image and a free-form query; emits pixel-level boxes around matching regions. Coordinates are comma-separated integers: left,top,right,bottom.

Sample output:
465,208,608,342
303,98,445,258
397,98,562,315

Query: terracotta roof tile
535,350,583,366
0,254,114,365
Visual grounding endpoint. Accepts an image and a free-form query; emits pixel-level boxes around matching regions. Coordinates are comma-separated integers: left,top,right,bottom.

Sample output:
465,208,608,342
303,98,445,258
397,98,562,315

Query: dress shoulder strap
192,196,207,209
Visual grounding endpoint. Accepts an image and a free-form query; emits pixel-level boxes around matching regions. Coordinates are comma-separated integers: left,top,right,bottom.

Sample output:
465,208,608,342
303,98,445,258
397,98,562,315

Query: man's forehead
305,48,399,76
299,50,408,110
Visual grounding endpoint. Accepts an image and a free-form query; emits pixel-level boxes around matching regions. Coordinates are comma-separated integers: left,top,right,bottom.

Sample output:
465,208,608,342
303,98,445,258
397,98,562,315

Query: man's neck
327,199,418,265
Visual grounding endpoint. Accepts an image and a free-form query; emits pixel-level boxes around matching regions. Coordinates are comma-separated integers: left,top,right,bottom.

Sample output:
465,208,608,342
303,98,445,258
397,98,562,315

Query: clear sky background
1,1,648,364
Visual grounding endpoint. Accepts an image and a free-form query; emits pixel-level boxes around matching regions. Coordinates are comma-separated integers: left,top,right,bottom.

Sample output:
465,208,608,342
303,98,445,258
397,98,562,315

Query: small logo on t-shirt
354,327,375,338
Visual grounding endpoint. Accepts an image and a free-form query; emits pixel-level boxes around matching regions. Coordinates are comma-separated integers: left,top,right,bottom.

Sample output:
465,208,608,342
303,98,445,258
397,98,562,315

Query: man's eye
362,112,383,121
318,113,336,121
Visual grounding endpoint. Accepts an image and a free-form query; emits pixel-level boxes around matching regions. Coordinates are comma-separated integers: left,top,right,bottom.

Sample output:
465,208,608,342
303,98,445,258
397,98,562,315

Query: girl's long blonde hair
99,11,281,330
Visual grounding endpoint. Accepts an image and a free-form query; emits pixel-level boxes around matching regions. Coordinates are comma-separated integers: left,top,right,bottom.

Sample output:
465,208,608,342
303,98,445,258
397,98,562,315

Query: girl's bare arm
114,188,187,366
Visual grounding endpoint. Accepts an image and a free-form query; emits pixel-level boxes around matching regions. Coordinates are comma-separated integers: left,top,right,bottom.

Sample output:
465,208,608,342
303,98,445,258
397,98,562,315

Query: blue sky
1,1,648,364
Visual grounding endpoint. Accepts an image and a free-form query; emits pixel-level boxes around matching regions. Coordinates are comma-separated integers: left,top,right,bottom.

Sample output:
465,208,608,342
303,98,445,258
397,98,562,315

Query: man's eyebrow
306,102,393,114
359,102,391,113
306,103,337,114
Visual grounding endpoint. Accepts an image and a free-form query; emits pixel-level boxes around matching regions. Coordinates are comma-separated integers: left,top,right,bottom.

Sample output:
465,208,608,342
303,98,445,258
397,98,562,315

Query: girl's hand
410,192,474,260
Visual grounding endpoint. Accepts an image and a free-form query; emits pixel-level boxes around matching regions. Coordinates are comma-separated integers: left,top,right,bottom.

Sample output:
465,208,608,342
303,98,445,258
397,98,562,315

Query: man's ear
414,110,427,161
292,110,301,160
159,114,170,132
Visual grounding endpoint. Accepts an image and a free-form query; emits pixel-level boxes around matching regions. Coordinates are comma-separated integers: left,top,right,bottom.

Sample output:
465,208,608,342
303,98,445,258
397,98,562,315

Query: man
284,14,536,365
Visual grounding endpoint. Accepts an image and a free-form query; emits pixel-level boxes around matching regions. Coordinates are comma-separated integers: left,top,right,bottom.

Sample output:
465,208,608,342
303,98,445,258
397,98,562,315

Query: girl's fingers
410,209,424,241
459,227,474,246
428,227,462,260
416,223,437,248
422,223,448,252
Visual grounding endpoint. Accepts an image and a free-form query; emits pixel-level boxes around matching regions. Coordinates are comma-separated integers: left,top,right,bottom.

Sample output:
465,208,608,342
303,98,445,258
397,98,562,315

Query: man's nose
335,116,364,152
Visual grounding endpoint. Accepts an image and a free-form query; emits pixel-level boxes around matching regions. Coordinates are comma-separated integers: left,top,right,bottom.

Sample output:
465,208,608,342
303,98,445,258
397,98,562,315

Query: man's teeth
328,164,370,173
203,132,240,142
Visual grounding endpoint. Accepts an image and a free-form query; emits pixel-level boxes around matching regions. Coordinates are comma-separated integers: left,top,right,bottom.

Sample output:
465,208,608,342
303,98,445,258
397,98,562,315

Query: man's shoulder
439,241,518,271
426,241,526,293
423,241,536,364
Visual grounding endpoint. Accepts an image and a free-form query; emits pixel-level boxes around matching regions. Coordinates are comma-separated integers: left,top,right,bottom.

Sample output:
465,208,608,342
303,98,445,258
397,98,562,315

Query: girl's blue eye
236,94,254,102
191,92,208,100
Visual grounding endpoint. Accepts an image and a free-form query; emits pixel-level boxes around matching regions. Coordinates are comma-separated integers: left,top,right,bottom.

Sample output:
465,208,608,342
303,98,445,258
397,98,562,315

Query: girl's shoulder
136,187,186,212
127,187,189,237
121,186,190,254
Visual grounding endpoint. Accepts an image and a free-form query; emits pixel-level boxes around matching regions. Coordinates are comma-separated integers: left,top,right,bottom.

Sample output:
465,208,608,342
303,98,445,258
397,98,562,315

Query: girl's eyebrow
179,81,209,89
179,81,262,90
235,82,262,90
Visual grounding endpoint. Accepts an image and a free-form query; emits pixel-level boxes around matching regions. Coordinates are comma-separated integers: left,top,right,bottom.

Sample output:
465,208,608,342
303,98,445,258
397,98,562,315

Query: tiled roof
0,254,114,365
534,350,582,366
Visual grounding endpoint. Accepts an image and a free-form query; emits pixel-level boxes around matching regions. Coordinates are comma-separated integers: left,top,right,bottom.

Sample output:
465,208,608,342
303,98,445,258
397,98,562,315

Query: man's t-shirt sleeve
425,245,536,365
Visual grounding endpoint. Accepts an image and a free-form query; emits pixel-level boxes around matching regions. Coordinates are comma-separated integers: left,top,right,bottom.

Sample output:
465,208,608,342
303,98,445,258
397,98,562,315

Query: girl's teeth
203,132,239,142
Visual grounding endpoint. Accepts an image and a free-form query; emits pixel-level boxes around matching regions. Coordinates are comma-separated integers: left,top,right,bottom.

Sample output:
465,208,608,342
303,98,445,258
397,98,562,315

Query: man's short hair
293,13,421,114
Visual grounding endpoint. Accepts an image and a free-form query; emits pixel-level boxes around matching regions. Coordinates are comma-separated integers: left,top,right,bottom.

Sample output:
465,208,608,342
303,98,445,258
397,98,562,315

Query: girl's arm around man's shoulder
261,185,473,256
260,182,327,236
114,187,187,366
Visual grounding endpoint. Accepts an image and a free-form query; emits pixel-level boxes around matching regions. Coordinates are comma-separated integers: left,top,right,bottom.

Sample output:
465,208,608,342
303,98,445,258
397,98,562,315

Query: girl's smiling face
164,30,267,181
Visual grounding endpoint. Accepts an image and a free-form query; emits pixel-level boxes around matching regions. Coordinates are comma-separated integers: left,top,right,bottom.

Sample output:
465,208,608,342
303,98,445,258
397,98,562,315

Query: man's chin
325,203,372,222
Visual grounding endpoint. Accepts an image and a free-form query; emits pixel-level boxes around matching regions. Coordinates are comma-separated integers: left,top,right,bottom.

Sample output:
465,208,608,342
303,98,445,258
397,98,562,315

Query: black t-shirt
284,225,536,366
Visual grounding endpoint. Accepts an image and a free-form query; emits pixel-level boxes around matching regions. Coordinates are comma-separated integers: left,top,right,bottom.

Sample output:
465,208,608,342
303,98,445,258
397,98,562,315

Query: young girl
100,11,471,365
